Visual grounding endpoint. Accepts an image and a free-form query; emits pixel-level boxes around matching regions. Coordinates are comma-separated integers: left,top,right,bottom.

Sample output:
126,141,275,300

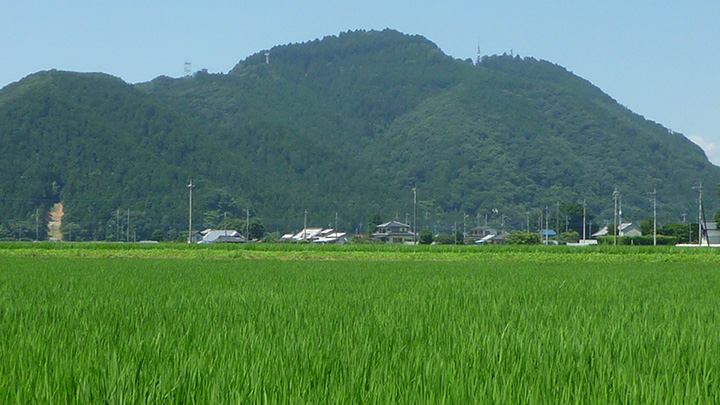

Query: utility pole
126,208,130,243
412,187,417,245
526,210,530,233
303,209,307,240
187,181,194,244
538,208,543,238
247,208,250,241
681,213,689,243
582,199,587,243
35,208,39,242
555,201,560,236
649,189,657,246
613,187,619,246
463,213,467,245
116,208,120,243
335,212,338,235
694,183,704,246
619,194,623,236
545,206,549,245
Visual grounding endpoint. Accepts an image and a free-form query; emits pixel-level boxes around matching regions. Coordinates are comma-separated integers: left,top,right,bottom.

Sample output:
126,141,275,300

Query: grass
2,241,720,263
1,255,719,402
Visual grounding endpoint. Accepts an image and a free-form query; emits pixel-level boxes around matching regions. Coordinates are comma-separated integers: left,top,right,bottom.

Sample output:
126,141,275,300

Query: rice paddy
1,244,719,402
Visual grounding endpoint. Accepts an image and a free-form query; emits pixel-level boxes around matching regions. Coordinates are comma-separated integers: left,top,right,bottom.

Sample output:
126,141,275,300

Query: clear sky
2,1,719,164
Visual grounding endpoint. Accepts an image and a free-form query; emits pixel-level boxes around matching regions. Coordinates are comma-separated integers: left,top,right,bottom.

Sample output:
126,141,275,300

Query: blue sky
3,1,719,164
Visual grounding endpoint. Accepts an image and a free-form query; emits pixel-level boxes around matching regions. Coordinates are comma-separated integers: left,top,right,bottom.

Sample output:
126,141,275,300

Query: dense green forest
1,29,718,241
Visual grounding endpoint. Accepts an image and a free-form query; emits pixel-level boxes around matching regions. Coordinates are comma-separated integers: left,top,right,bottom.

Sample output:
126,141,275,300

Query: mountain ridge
0,29,717,240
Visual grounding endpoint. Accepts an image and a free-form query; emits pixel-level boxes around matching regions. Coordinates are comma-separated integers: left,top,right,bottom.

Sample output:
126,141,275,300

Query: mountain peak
230,29,448,75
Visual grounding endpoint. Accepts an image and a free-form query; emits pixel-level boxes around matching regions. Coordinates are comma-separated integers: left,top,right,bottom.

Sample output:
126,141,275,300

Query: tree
659,222,697,244
433,234,455,245
714,210,720,224
368,213,384,236
261,232,279,243
639,218,654,236
419,229,433,244
455,231,464,245
606,223,617,237
248,218,265,240
505,231,541,245
557,230,579,244
150,229,164,242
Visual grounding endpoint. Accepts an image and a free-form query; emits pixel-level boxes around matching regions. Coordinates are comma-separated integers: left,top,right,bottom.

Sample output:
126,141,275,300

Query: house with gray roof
196,229,246,244
372,220,416,244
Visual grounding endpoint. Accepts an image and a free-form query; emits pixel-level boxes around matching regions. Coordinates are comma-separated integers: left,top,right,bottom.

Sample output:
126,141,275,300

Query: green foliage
455,231,465,245
367,213,384,236
557,230,580,244
1,30,718,239
248,218,265,240
418,229,433,245
597,235,679,246
2,255,720,402
150,229,164,242
659,222,697,244
505,231,541,245
433,234,456,245
639,218,654,236
606,223,617,237
261,232,279,243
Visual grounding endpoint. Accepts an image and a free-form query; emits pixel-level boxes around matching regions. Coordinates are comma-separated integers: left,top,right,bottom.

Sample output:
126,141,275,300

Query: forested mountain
1,29,718,240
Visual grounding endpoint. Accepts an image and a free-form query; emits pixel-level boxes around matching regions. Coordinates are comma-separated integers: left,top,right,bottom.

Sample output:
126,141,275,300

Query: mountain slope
366,55,717,223
1,29,718,240
0,71,207,239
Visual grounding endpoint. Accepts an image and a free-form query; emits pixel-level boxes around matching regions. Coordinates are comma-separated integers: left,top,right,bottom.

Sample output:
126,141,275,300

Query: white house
280,228,348,244
372,221,416,244
592,223,642,238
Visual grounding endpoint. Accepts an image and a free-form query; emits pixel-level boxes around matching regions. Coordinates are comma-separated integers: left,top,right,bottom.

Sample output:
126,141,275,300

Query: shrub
419,230,433,245
505,231,541,245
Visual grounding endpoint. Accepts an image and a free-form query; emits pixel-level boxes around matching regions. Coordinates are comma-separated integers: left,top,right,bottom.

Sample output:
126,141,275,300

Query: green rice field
1,244,719,402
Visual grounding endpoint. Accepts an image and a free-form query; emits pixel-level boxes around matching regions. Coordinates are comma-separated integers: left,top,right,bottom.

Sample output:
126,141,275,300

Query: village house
592,223,642,238
372,220,416,244
280,228,348,244
193,229,246,244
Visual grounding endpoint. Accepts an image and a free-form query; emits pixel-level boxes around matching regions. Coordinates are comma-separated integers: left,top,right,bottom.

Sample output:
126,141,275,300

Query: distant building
592,223,642,238
280,228,348,244
703,221,720,245
469,226,498,242
195,229,246,244
474,231,509,245
372,221,416,244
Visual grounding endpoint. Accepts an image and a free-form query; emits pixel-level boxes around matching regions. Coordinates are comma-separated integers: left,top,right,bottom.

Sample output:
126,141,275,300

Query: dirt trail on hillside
48,203,64,241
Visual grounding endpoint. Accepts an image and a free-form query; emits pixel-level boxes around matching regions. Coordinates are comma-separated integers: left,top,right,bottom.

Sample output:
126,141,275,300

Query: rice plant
0,257,718,402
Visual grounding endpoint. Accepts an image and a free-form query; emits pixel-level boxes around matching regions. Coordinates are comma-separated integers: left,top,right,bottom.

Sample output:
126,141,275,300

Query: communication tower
184,61,192,77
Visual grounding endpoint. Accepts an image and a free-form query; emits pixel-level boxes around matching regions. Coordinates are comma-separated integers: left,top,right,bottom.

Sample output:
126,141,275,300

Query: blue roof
541,229,557,237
